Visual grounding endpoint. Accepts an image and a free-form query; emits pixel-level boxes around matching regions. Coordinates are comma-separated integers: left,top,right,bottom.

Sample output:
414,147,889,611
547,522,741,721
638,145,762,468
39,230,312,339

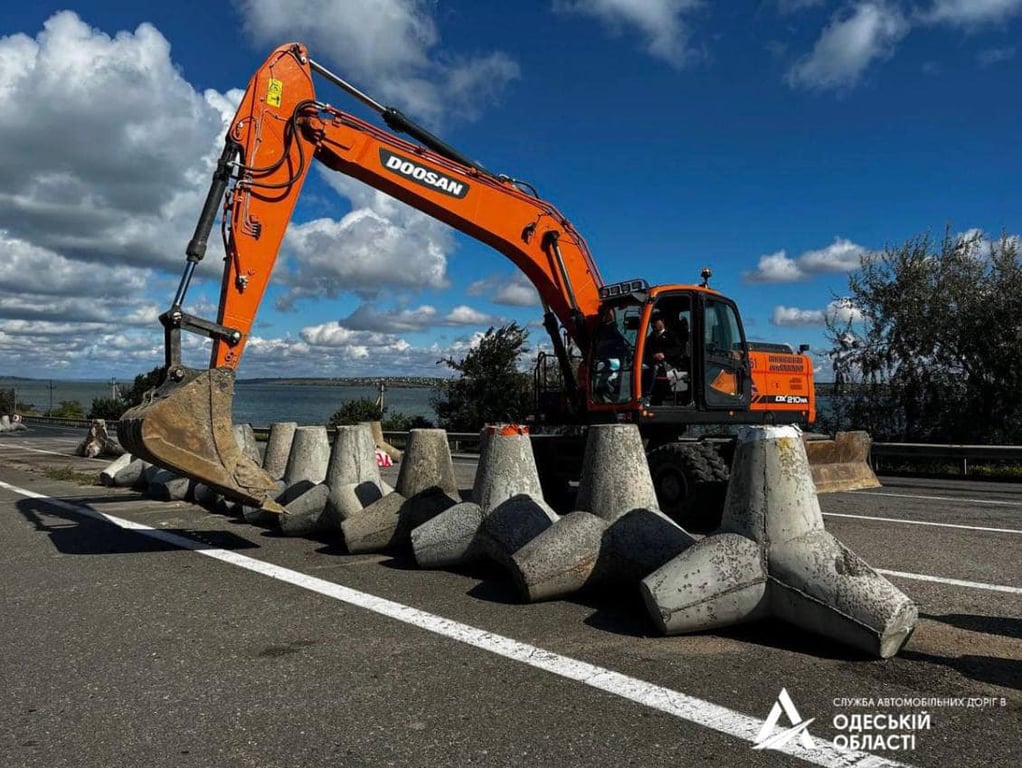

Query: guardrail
16,416,1022,476
870,443,1022,475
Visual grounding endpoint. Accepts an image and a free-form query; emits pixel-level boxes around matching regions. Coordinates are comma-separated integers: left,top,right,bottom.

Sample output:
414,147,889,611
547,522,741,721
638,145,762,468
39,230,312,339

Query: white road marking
0,479,908,768
0,443,108,462
852,490,1022,507
823,512,1022,535
877,569,1022,595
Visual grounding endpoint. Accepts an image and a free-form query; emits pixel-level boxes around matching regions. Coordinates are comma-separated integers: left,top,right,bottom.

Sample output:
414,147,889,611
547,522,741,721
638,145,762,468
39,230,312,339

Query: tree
327,397,434,431
328,397,383,428
125,366,165,407
89,397,127,420
48,400,85,419
433,323,533,432
824,228,1022,443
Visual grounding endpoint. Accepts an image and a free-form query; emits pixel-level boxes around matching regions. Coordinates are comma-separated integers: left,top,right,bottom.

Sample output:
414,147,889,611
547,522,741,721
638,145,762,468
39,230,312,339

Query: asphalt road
0,425,1019,768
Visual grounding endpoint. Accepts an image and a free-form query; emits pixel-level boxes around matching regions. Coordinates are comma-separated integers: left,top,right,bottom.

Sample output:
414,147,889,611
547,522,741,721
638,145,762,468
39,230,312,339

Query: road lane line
823,512,1022,535
0,443,108,462
876,570,1022,595
852,490,1022,507
0,479,907,768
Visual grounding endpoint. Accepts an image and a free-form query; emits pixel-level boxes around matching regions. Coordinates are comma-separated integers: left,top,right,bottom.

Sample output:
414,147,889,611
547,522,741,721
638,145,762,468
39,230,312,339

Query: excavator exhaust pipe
804,430,881,493
117,367,280,508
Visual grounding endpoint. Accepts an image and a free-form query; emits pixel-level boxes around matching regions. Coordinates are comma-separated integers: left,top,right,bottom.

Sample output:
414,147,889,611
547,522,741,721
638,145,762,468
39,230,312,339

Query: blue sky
0,1,1018,381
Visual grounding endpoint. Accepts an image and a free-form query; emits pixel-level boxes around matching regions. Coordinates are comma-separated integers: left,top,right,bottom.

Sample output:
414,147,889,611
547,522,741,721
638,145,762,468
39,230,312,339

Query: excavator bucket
117,367,281,509
804,430,881,493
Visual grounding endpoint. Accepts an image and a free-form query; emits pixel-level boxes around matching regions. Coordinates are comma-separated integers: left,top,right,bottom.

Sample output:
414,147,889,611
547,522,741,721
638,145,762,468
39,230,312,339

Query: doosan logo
379,149,469,198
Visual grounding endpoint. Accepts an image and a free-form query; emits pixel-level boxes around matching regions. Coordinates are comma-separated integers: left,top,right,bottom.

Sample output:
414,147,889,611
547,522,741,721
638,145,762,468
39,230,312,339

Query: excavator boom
119,43,606,506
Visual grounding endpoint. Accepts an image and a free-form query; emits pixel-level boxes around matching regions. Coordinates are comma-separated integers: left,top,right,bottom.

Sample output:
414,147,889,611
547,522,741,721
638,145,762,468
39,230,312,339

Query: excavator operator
644,311,685,405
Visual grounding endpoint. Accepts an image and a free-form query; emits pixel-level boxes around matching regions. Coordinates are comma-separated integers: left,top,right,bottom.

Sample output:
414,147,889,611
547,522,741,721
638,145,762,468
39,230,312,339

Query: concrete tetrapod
640,425,917,659
243,425,328,526
412,426,556,569
507,424,693,602
279,424,393,536
262,422,298,481
99,453,133,486
576,424,660,523
324,424,393,521
342,429,459,554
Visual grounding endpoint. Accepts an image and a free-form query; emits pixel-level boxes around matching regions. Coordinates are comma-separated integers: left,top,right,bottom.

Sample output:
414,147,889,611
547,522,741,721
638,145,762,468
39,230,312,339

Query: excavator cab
585,280,754,425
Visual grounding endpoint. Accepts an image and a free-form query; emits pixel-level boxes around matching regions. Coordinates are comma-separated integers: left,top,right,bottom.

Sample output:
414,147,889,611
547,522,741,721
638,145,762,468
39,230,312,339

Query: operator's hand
654,352,665,362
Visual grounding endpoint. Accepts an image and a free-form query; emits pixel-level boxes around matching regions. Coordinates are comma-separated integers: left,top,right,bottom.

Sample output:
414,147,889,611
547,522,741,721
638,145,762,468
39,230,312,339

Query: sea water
0,378,438,428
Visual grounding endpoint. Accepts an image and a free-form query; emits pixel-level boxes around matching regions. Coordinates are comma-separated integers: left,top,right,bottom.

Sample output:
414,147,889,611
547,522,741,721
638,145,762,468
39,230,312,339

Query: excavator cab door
695,295,752,411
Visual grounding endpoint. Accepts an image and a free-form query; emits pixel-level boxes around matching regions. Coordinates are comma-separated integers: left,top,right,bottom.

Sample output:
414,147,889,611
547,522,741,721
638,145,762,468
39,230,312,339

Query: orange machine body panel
749,349,816,423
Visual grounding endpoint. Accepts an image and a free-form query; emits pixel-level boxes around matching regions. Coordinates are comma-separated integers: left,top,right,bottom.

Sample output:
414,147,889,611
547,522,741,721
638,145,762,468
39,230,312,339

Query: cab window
590,305,640,404
703,299,747,405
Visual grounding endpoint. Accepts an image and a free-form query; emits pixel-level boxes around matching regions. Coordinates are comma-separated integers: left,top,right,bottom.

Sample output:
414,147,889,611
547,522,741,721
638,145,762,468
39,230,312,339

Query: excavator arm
120,43,605,507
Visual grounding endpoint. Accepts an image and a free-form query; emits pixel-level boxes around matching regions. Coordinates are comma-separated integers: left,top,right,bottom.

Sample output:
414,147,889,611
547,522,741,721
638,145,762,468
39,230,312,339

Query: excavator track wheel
648,442,729,531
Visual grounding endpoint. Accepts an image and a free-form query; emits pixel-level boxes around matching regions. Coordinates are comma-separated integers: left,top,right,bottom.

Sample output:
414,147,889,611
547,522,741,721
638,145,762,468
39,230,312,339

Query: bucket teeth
117,367,277,506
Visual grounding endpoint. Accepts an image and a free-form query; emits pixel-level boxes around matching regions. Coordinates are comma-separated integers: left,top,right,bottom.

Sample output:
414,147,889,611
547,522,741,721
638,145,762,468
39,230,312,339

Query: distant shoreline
238,377,446,389
0,375,448,388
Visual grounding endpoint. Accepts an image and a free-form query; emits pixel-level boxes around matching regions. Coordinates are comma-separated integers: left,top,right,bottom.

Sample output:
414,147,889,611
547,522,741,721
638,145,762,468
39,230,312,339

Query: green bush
89,396,127,420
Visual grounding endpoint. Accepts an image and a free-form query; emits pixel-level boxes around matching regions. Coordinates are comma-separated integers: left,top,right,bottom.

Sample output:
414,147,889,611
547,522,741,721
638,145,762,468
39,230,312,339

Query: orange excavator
120,43,874,524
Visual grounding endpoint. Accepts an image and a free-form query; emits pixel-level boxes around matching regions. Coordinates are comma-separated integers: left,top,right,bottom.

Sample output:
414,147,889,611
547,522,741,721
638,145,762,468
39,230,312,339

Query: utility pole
48,379,54,415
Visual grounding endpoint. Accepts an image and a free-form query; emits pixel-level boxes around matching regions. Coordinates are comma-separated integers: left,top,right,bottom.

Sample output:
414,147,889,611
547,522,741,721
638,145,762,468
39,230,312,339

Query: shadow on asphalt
922,613,1022,640
16,496,258,556
899,650,1021,691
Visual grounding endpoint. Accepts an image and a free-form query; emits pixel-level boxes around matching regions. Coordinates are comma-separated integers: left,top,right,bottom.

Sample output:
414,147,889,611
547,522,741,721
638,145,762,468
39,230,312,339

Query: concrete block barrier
342,488,457,554
412,426,554,570
509,511,610,602
576,424,659,522
283,426,331,487
473,426,544,512
411,501,486,568
394,429,458,498
111,458,149,488
324,425,391,522
148,468,193,502
263,422,298,481
341,429,460,554
597,508,695,585
233,423,261,465
279,483,333,536
99,453,133,486
641,533,768,634
640,425,917,658
476,494,558,569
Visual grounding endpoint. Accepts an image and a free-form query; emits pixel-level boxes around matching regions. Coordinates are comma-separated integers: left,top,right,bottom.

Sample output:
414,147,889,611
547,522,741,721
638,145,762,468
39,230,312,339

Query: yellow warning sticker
266,78,283,107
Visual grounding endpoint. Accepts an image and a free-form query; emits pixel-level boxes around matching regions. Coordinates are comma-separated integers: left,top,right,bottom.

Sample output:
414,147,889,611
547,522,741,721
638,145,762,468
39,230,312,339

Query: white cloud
339,303,439,333
444,305,498,325
787,2,909,90
467,272,542,307
270,172,455,310
776,0,825,12
553,0,703,66
772,299,865,326
743,238,868,283
0,12,229,271
976,46,1016,66
744,250,804,283
235,0,518,127
772,306,825,326
275,205,452,309
921,0,1022,26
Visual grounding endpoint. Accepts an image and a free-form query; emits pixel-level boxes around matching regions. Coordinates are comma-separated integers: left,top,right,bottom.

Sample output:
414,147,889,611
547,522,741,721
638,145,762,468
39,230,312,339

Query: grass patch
44,465,102,486
874,460,1022,481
